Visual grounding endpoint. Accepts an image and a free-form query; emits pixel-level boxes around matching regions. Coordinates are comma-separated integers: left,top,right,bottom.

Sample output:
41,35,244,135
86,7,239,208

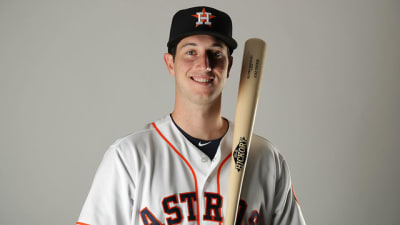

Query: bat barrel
224,38,267,225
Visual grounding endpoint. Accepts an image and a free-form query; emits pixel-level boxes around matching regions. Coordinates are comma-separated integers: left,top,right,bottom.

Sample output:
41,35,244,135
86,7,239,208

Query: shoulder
110,115,171,151
97,115,173,173
246,133,288,176
100,115,173,164
250,134,283,160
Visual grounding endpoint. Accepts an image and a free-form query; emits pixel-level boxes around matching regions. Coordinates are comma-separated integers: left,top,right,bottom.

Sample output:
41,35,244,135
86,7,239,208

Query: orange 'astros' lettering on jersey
140,192,258,225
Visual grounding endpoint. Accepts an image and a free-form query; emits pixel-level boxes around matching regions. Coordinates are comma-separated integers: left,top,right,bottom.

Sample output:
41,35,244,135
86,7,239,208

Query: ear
227,55,233,78
164,53,175,76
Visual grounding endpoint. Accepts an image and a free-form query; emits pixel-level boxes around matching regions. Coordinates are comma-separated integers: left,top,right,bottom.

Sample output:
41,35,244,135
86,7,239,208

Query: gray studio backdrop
1,0,399,224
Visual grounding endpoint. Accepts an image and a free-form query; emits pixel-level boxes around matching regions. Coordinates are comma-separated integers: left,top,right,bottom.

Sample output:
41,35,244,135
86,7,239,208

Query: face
164,35,233,106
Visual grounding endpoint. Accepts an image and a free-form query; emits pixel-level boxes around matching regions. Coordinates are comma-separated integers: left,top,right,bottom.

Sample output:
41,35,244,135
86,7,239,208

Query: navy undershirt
170,115,226,160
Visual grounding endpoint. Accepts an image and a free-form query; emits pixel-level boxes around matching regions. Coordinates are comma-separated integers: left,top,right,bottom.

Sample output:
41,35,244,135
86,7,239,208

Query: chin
192,94,222,106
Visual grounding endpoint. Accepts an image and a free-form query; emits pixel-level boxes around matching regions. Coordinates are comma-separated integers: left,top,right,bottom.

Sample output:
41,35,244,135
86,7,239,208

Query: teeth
193,77,212,83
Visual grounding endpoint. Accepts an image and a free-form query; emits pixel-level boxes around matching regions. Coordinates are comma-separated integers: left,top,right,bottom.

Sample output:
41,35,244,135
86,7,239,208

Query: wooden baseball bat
224,38,267,225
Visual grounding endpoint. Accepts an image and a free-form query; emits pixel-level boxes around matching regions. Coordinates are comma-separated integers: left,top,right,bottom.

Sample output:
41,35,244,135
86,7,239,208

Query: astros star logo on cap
192,8,216,27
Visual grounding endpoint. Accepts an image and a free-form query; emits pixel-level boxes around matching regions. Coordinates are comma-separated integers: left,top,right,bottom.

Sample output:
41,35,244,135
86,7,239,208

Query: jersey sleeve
272,153,306,225
76,145,135,225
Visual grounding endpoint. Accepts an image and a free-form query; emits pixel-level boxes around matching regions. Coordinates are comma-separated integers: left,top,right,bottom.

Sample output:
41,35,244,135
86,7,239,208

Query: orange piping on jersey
76,222,89,225
217,154,231,225
217,154,231,194
152,122,201,225
291,183,300,204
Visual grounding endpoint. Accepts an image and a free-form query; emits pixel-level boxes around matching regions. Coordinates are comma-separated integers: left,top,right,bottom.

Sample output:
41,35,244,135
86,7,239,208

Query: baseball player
77,6,305,225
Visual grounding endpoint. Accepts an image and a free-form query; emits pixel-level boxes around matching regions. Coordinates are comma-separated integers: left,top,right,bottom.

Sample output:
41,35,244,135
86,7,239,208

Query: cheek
175,57,194,70
215,59,230,72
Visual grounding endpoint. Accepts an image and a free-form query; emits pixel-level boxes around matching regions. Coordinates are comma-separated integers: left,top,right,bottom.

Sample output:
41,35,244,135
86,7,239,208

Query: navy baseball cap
167,6,238,54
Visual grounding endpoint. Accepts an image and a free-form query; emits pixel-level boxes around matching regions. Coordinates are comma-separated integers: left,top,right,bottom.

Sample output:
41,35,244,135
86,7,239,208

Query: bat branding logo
192,8,216,27
233,137,248,172
254,59,260,78
247,56,253,79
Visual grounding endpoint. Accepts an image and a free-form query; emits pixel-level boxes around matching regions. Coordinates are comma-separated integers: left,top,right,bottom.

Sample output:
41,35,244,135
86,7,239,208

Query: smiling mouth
191,77,213,83
190,74,215,84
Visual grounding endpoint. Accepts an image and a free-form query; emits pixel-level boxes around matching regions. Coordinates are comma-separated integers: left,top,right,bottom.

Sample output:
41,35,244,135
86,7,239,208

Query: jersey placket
192,136,231,224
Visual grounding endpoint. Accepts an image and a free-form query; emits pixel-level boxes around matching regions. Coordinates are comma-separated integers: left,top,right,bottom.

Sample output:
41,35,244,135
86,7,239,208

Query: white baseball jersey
77,115,305,225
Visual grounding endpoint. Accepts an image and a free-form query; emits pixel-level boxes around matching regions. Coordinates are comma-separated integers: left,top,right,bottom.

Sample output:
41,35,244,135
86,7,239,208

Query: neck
171,97,228,140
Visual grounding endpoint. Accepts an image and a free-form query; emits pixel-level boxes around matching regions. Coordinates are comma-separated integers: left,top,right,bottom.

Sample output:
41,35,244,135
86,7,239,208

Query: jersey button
201,157,208,162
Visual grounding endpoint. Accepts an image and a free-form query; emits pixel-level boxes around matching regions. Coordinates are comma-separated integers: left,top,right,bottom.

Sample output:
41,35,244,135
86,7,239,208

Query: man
77,6,305,225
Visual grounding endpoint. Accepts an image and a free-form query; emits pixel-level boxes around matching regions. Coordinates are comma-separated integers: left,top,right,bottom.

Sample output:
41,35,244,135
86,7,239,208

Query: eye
213,50,224,58
186,50,196,55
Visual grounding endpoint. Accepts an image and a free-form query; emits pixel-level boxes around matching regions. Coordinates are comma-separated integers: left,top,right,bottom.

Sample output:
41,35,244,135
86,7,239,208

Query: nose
198,51,212,72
